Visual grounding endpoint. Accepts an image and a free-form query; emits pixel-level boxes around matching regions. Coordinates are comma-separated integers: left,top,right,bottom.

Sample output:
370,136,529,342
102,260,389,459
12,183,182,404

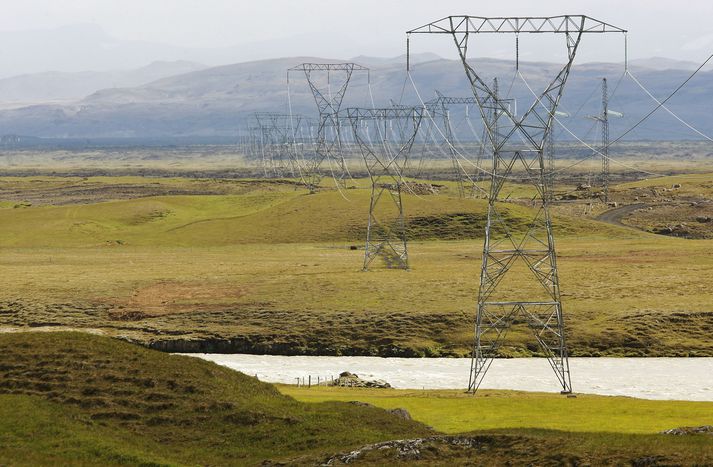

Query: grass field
1,173,712,357
282,386,713,435
1,332,712,466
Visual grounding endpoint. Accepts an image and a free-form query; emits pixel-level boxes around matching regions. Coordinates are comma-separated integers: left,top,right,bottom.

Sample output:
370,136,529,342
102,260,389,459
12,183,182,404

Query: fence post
308,375,311,388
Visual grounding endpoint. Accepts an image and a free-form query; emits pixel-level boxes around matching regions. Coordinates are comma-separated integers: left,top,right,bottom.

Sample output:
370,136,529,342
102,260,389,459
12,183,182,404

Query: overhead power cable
626,68,713,143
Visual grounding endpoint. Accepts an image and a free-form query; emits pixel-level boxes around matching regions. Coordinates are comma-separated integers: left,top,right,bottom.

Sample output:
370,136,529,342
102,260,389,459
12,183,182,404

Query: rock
379,182,441,195
388,408,412,420
348,401,374,408
331,371,392,388
576,183,591,191
662,425,713,435
696,216,711,223
672,183,682,189
607,201,618,208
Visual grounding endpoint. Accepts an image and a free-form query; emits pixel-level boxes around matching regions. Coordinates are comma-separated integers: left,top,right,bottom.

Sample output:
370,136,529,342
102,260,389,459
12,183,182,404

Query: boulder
331,371,392,388
388,408,412,420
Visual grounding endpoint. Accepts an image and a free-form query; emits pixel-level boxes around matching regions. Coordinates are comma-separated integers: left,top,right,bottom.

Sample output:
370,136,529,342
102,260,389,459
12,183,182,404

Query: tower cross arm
288,63,369,72
342,107,425,121
407,15,627,35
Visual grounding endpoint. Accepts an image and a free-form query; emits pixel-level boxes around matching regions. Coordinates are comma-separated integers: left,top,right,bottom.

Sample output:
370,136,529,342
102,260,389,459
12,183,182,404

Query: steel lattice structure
408,16,626,394
343,107,425,270
423,92,488,199
289,63,369,191
251,112,310,178
599,78,610,203
587,78,623,203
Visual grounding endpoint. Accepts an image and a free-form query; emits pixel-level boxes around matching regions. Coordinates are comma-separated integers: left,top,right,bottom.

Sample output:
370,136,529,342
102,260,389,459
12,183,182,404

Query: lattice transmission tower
250,112,309,178
288,63,369,191
600,78,610,203
423,92,489,199
587,78,623,203
343,107,424,270
408,16,627,394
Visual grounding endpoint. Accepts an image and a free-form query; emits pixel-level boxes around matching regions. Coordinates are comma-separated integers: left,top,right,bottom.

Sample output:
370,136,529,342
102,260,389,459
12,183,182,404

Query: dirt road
595,203,648,228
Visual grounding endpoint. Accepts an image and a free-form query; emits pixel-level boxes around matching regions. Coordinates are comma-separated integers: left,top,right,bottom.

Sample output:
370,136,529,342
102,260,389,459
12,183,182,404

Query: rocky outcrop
662,425,713,435
321,435,520,465
330,371,391,388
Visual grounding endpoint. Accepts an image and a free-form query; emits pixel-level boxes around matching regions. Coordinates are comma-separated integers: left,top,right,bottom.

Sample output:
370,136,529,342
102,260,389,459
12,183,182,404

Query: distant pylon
288,63,369,192
600,78,610,203
344,107,424,270
421,90,494,199
587,77,623,203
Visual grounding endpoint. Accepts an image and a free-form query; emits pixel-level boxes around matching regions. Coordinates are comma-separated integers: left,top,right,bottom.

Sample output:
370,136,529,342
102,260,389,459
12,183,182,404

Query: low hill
0,332,429,465
0,177,633,248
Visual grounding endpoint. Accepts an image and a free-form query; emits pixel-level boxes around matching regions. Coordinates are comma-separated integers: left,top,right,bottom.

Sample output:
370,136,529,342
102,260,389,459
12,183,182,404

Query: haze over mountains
0,61,206,105
0,51,711,143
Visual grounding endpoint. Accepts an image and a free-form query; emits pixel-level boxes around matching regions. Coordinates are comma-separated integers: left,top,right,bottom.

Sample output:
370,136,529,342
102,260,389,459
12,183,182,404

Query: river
180,354,713,401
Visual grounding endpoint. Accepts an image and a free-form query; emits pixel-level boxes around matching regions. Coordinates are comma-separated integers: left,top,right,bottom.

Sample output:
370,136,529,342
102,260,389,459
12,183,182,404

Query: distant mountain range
0,53,712,143
0,61,206,106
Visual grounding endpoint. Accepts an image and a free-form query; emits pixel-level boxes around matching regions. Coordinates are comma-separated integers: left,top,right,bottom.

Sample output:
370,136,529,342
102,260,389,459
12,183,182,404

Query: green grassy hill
0,332,428,465
0,179,633,248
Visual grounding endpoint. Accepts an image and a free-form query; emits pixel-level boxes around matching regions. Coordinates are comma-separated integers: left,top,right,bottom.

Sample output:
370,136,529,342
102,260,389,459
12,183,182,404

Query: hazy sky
2,0,713,68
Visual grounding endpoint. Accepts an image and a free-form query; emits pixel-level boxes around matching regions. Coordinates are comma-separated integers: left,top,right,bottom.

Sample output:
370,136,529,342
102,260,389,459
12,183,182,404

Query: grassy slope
1,176,713,356
0,332,429,465
0,182,629,247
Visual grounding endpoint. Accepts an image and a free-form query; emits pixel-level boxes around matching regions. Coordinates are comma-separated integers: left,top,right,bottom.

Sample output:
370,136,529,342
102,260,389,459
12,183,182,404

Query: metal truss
423,90,508,199
586,78,614,203
251,112,309,178
342,107,425,270
289,63,369,191
409,15,626,394
599,78,610,203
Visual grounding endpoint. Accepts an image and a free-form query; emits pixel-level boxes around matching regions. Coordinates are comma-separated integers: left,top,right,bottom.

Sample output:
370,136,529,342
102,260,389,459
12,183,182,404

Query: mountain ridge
0,54,711,142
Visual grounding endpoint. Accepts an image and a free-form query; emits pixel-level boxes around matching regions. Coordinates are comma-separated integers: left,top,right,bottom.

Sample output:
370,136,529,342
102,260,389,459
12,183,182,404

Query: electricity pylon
251,112,308,178
408,16,627,394
423,91,490,199
587,78,623,203
288,63,369,192
344,107,424,270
